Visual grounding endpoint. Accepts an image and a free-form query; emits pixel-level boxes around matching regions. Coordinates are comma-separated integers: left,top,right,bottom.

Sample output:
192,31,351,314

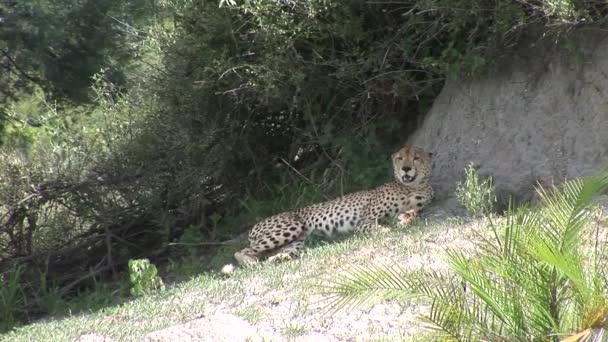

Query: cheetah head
392,146,433,185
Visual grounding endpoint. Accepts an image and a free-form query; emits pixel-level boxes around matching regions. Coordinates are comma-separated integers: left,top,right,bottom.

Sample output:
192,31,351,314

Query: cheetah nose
402,166,412,172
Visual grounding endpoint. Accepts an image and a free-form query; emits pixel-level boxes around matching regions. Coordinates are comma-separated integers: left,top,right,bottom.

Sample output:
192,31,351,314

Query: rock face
409,30,608,201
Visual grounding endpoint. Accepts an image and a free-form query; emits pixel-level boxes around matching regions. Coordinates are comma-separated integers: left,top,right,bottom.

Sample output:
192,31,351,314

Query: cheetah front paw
267,252,293,263
397,210,417,226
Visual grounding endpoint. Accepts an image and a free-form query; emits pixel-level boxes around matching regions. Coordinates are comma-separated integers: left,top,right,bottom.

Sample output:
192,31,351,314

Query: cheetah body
234,145,433,266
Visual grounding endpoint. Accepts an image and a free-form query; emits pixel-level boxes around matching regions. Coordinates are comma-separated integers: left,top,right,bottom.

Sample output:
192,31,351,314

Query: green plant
281,323,307,338
128,259,165,297
0,266,24,332
455,163,496,216
319,172,608,341
236,306,263,324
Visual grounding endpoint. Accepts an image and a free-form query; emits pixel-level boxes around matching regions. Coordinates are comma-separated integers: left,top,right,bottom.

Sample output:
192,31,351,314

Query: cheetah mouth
402,175,416,183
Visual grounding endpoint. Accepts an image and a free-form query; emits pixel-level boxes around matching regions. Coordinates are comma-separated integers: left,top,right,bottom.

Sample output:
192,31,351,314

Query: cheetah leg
354,221,391,234
235,218,306,266
267,232,306,263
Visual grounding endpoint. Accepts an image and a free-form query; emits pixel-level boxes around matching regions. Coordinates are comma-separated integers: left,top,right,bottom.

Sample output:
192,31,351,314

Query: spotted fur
233,145,434,266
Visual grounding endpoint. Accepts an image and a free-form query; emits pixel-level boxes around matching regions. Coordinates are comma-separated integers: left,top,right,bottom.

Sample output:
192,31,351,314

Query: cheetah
233,145,434,266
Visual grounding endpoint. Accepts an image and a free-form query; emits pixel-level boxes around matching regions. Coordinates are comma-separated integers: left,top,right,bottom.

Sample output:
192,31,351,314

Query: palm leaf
316,262,420,314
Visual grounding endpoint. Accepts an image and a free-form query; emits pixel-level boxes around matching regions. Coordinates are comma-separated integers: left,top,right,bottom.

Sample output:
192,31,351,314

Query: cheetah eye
395,157,403,161
413,157,420,161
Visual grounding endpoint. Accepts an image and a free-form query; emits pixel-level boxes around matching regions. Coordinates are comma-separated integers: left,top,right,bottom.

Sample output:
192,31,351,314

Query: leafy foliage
128,259,164,297
455,163,497,216
0,0,155,103
319,173,608,340
0,77,155,326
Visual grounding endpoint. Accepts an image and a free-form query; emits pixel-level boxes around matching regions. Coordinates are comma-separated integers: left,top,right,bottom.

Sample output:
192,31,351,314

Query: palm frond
530,175,608,327
422,298,468,341
315,262,420,314
447,251,511,326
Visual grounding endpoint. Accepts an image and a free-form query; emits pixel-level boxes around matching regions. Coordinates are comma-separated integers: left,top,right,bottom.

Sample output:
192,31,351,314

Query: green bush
128,259,164,297
455,163,497,216
320,172,608,341
0,0,155,103
0,77,149,327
